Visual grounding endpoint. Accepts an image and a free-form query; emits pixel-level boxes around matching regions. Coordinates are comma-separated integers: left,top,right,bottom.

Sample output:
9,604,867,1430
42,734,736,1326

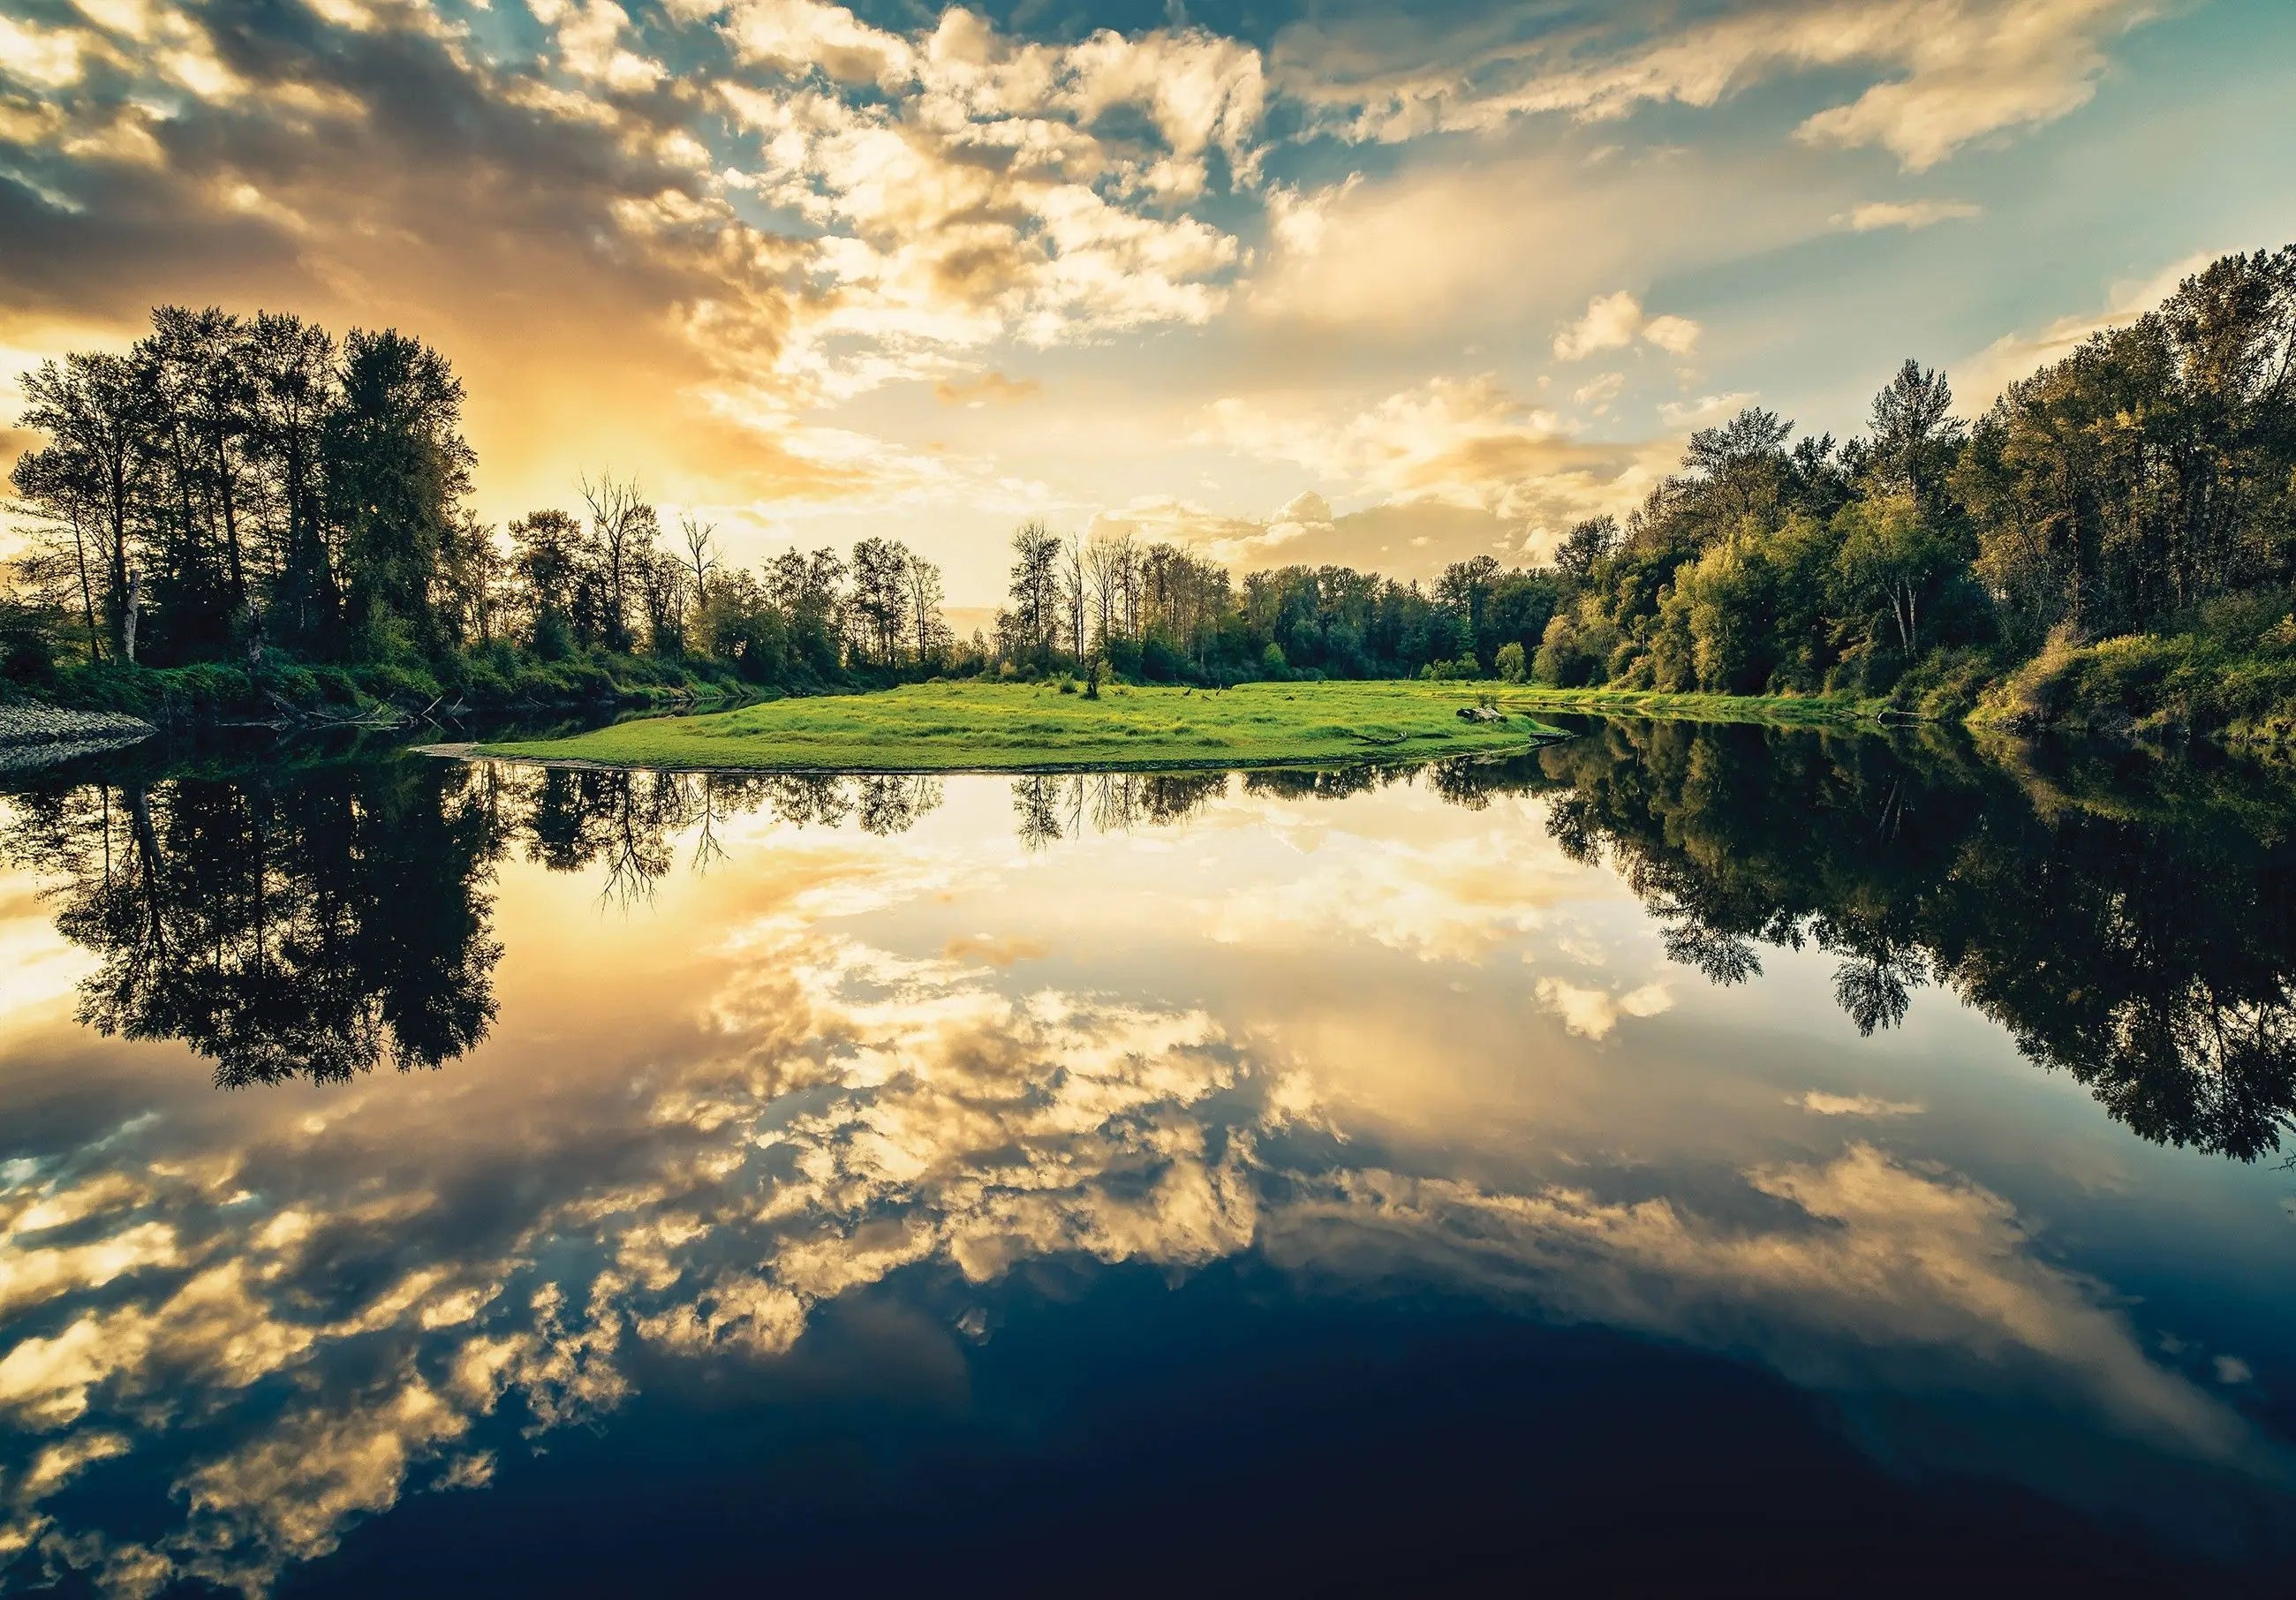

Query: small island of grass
471,680,1568,773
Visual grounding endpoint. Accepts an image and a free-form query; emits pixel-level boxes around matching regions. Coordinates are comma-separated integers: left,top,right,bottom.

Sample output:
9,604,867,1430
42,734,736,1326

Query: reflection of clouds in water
1194,792,1596,963
0,783,2280,1593
1265,1144,2263,1468
1794,1091,1924,1118
942,932,1052,968
1532,977,1673,1040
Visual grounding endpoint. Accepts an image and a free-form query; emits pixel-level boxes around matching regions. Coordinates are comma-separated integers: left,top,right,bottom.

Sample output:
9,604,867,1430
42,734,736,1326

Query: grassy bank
473,680,1567,772
14,646,760,728
1970,622,2296,744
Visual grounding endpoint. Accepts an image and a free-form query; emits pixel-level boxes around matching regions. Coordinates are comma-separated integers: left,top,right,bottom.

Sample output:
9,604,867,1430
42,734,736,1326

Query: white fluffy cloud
1658,389,1759,427
1832,198,1983,231
1554,291,1701,360
1534,977,1673,1040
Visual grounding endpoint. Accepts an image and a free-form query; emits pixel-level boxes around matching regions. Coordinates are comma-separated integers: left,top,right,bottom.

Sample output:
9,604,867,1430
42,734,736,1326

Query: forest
7,242,2294,738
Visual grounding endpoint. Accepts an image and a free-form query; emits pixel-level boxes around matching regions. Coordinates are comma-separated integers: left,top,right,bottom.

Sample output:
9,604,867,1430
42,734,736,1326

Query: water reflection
1,729,2293,1594
0,763,501,1089
6,730,2292,1163
1526,722,2296,1162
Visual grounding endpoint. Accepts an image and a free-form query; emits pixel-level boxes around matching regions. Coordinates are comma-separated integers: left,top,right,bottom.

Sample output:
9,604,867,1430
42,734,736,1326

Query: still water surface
2,721,2293,1596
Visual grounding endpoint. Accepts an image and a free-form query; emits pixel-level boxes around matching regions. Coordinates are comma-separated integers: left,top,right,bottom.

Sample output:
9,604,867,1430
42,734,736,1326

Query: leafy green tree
325,328,472,659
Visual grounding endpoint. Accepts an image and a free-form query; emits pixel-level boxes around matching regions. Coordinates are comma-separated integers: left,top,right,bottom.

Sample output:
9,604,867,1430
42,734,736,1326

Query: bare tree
579,471,655,652
904,549,947,667
679,514,718,613
1062,532,1087,664
1084,529,1132,651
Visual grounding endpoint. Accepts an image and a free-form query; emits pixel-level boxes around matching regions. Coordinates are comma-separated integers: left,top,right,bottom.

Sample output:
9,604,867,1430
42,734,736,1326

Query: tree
1007,520,1061,668
7,444,107,660
1085,529,1132,649
328,328,473,658
679,515,718,616
245,312,341,651
904,550,947,668
15,350,156,660
1685,406,1795,524
850,536,910,668
507,509,587,653
578,472,653,653
1867,358,1965,511
1436,554,1500,660
1552,515,1619,585
1834,494,1960,658
1062,532,1088,664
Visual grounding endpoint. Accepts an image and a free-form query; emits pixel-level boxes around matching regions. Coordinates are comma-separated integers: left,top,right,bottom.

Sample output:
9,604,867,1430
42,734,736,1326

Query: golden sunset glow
5,0,2292,605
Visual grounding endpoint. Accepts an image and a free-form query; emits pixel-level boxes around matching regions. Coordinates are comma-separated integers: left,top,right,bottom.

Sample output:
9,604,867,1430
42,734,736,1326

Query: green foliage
14,249,2296,741
482,681,1566,772
1972,599,2296,742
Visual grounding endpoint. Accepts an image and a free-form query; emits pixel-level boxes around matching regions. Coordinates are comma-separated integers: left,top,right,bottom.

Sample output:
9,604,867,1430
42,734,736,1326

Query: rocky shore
0,702,157,770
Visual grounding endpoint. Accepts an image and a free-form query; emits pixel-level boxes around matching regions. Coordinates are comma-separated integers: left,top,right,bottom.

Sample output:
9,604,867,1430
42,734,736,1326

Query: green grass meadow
473,680,1575,772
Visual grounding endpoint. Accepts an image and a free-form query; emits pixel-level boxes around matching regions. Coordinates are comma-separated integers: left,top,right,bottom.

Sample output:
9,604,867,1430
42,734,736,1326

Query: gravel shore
0,702,157,749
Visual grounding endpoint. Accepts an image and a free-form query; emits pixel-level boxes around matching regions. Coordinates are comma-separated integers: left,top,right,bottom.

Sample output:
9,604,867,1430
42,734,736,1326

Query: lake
2,720,2293,1596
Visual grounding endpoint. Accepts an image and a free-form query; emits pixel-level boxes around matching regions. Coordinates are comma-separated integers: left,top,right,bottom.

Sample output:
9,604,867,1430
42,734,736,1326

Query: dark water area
3,721,2295,1596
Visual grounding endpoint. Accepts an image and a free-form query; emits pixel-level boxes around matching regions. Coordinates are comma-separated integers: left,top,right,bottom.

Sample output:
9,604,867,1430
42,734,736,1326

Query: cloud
1273,0,2165,171
1792,1090,1925,1116
1572,372,1627,415
1832,198,1983,231
1955,248,2214,406
1658,390,1758,427
933,370,1042,407
1265,1141,2264,1472
1554,291,1701,360
941,932,1050,966
1182,376,1677,570
1170,380,1673,570
1534,977,1673,1040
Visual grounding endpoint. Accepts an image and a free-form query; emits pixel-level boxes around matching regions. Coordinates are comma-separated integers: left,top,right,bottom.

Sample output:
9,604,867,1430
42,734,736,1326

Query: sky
2,0,2292,607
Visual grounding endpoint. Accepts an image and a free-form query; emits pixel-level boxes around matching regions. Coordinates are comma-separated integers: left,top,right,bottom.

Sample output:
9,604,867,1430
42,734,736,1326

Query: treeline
986,246,2296,735
1531,245,2296,735
4,306,958,712
993,519,1560,685
14,245,2293,736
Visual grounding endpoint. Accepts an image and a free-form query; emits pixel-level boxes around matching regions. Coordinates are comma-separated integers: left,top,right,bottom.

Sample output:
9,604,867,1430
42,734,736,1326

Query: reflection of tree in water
16,731,2288,1152
1511,722,2296,1162
1012,771,1230,849
521,768,948,902
0,760,955,1086
2,761,504,1088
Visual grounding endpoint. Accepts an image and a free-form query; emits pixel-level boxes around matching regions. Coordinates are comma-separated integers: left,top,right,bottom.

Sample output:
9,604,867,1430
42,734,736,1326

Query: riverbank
469,681,1568,772
0,702,158,773
10,648,767,732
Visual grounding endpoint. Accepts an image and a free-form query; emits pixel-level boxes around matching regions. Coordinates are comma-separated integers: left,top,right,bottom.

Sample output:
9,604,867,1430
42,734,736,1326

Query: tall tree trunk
69,513,102,662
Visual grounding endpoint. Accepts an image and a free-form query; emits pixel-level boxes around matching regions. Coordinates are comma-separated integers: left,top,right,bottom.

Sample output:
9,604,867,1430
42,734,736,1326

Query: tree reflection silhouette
1507,723,2296,1162
8,730,2292,1156
4,760,503,1086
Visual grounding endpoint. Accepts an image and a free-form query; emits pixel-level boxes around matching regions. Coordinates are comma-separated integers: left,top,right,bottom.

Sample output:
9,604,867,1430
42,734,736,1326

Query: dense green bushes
17,645,750,726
